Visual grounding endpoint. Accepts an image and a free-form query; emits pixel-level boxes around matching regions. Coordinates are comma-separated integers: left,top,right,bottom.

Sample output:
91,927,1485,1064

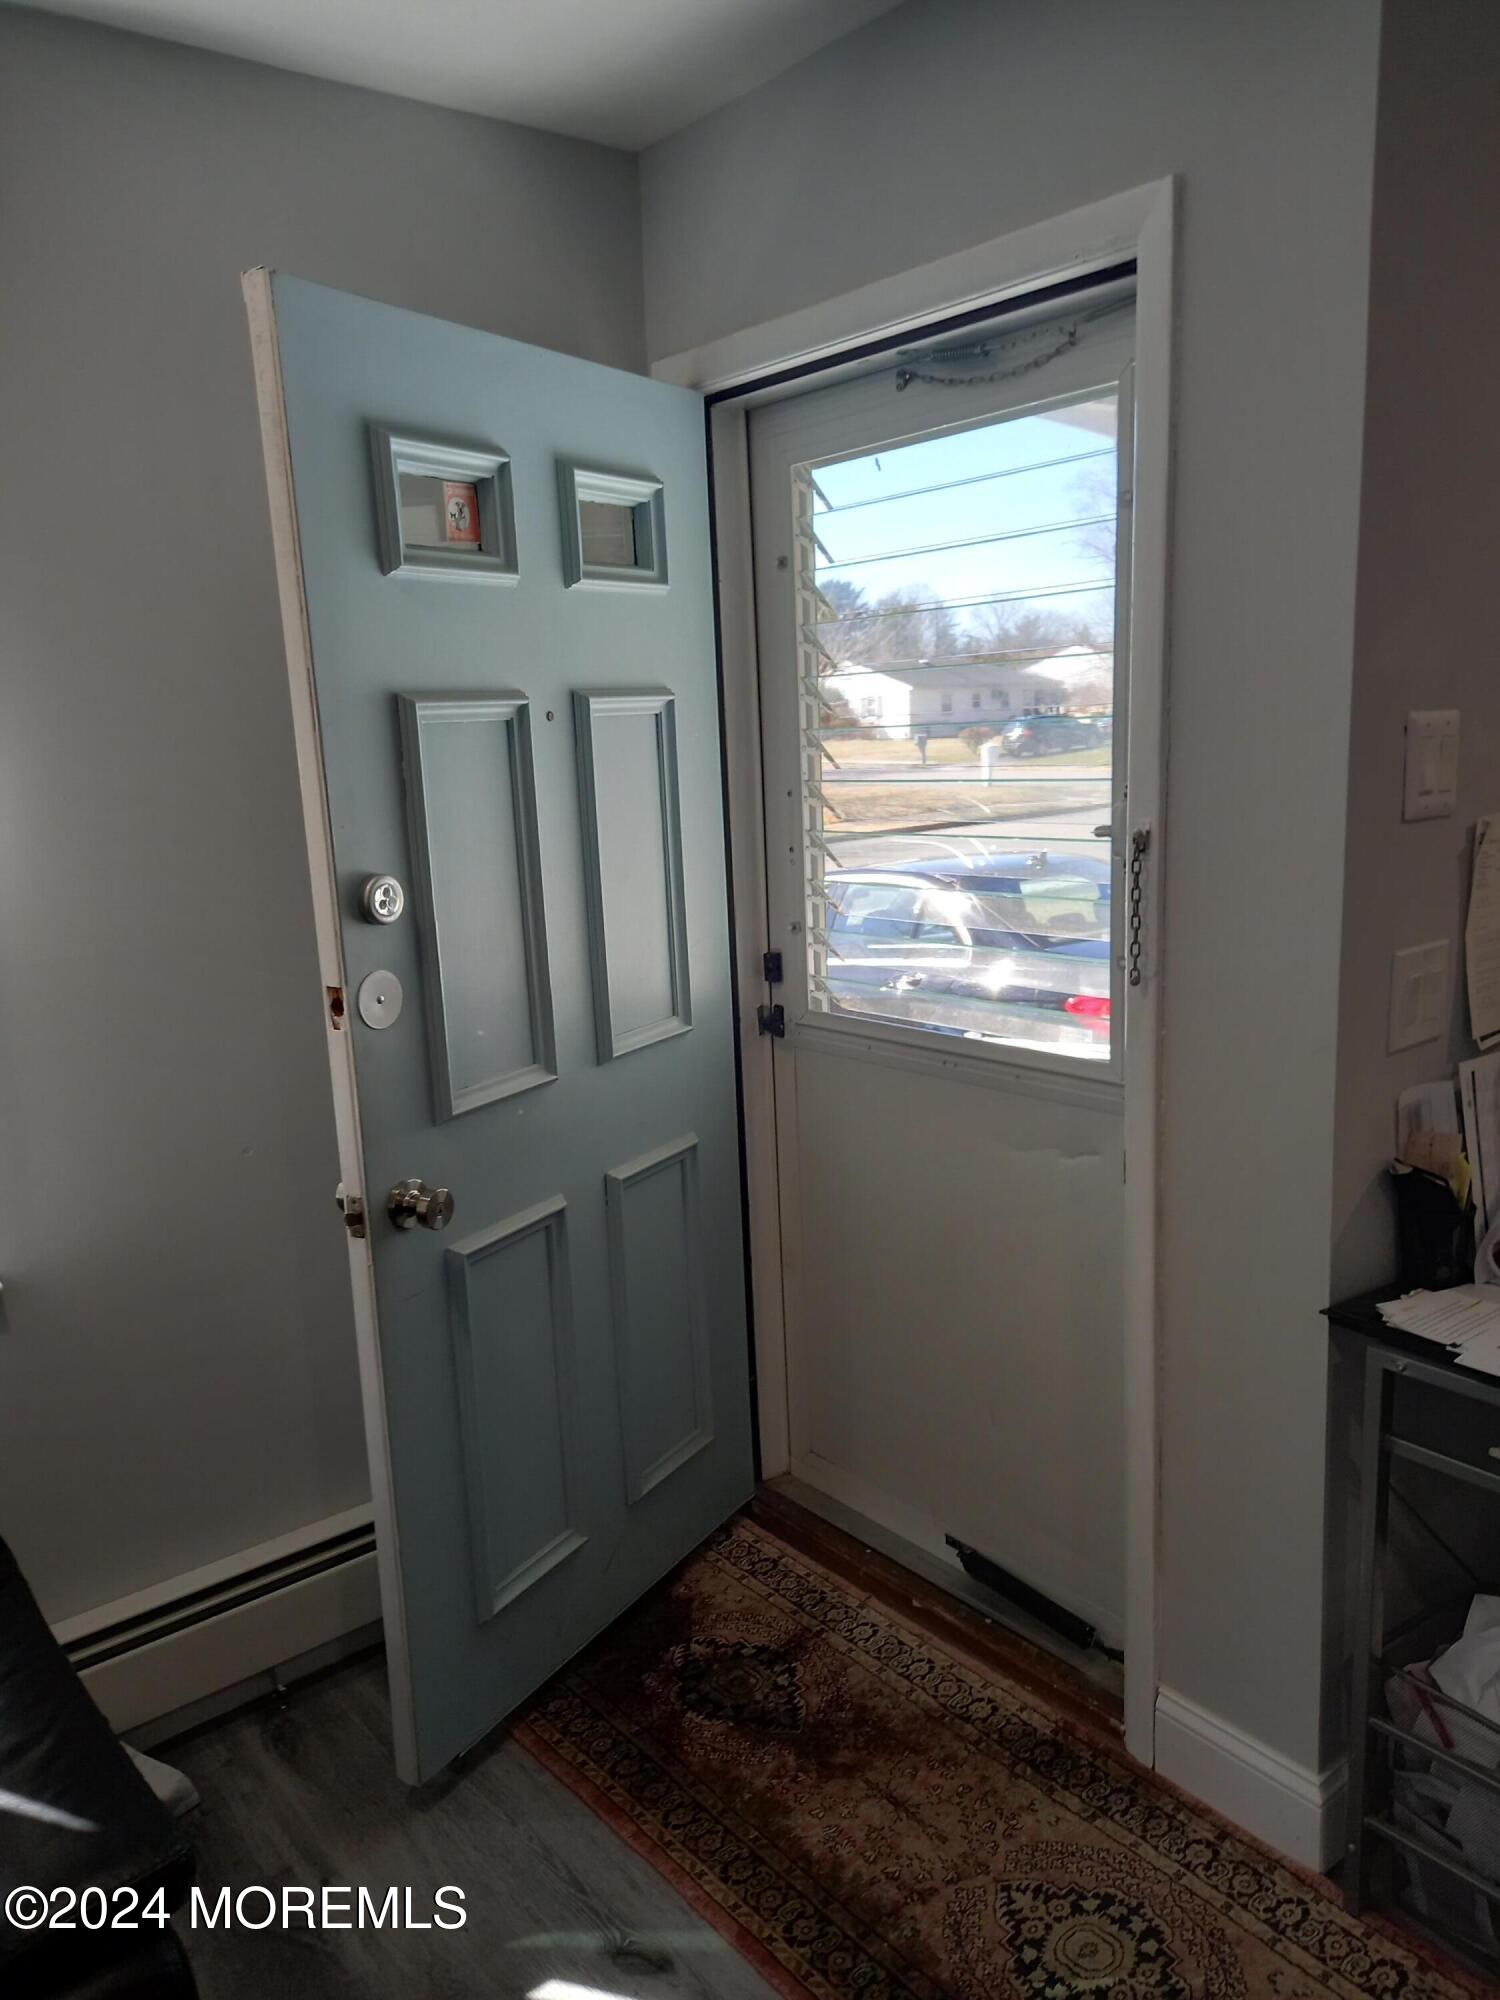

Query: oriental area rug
516,1518,1477,2000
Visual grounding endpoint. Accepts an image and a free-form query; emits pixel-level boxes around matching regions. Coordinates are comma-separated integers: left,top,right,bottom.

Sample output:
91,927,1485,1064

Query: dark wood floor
166,1654,779,2000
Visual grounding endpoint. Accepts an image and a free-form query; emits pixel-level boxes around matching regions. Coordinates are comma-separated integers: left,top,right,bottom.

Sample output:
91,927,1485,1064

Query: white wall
642,0,1382,1780
0,10,642,1622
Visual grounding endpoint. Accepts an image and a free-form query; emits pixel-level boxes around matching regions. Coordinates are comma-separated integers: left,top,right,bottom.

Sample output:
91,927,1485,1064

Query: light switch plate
1389,938,1450,1052
1404,709,1459,820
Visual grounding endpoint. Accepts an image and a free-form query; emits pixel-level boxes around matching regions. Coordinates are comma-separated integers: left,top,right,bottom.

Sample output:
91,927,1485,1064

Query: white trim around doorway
667,177,1176,1768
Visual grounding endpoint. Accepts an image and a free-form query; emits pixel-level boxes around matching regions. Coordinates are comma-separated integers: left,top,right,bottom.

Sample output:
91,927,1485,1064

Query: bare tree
818,576,868,623
819,580,961,666
963,603,1077,661
1068,457,1118,569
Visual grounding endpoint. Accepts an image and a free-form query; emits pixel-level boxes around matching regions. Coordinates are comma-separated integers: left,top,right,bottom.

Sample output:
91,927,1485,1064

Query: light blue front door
249,274,754,1780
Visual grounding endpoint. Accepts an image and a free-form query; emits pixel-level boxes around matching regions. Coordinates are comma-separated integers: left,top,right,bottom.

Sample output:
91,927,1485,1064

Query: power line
817,511,1115,572
820,648,1114,674
809,444,1114,518
816,576,1114,622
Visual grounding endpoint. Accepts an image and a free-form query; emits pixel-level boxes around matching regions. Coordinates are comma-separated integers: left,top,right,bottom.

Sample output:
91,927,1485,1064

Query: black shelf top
1325,1287,1500,1389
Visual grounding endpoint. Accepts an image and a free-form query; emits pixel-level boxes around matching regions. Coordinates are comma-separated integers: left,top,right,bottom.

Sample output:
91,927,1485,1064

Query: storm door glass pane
798,389,1121,1064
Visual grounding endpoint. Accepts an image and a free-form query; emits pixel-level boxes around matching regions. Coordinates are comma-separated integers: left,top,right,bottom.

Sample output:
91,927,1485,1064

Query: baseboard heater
62,1518,377,1677
944,1534,1099,1654
56,1515,382,1736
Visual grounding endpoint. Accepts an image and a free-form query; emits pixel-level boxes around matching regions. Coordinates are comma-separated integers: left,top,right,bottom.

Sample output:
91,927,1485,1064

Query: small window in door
578,498,639,569
795,387,1121,1065
370,427,518,582
559,463,668,589
399,475,481,549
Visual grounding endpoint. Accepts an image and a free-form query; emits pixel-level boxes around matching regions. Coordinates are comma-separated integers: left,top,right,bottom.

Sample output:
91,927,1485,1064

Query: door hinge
757,1002,786,1038
763,950,783,984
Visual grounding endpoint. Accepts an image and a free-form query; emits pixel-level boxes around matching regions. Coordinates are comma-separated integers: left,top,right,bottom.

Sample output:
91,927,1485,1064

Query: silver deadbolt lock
360,875,405,924
388,1178,454,1232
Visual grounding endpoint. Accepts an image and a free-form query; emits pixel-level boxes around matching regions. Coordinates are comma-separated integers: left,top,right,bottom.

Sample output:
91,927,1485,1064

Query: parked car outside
994,712,1105,757
819,851,1113,1057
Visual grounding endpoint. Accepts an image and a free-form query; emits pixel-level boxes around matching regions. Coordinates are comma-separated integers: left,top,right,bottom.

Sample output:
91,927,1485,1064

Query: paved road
822,757,1109,784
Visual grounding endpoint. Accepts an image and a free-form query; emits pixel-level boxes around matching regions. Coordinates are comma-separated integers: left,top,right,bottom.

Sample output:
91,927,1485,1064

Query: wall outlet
1389,938,1450,1052
1404,709,1459,820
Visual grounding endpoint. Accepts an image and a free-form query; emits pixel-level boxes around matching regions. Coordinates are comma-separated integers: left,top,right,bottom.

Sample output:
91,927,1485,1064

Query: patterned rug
516,1518,1478,2000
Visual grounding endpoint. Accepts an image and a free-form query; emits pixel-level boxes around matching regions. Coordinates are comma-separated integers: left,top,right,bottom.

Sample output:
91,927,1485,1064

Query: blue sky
811,395,1117,638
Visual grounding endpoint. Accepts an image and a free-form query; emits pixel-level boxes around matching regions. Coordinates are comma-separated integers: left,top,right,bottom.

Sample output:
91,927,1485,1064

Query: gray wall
1325,0,1500,1752
1334,0,1500,1295
0,9,642,1621
642,0,1381,1772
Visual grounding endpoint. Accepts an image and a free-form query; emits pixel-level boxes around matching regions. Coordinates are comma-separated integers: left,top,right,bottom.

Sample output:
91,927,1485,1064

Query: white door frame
658,177,1175,1766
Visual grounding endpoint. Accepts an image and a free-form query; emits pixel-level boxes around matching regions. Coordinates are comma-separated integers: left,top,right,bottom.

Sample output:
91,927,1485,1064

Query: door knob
387,1178,454,1231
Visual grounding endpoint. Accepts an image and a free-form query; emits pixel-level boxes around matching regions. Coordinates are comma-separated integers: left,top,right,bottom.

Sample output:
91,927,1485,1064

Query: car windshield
959,876,1108,943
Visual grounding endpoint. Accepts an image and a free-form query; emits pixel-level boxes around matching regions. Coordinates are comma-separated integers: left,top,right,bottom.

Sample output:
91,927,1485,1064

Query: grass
824,735,976,767
819,774,1110,832
823,736,1112,772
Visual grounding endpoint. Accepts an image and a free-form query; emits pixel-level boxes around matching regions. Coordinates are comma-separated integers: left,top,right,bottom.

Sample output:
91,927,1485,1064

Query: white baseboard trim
55,1510,381,1734
1155,1688,1347,1873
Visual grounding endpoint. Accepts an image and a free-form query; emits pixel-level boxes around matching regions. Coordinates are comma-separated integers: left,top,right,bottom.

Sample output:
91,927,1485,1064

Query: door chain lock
1127,827,1151,988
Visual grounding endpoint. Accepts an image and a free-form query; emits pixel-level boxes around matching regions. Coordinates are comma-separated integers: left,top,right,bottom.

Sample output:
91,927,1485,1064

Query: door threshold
754,1475,1124,1732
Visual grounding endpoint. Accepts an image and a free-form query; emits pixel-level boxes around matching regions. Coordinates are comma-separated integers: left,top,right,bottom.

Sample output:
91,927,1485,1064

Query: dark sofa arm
0,1535,194,1989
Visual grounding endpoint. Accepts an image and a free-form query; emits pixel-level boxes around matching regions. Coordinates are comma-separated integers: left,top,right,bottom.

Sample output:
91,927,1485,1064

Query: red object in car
1064,995,1111,1021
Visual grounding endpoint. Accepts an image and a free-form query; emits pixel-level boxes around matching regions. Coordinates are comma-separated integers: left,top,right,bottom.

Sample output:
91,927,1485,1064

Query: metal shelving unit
1338,1307,1500,1973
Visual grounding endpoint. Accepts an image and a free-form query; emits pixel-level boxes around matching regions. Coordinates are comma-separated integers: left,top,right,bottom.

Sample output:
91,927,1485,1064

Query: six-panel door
257,272,754,1780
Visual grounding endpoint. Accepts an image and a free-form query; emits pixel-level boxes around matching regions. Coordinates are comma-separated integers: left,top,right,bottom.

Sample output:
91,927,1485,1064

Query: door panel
574,690,692,1057
249,273,753,1779
447,1196,584,1620
606,1134,715,1502
399,694,556,1113
788,1050,1123,1636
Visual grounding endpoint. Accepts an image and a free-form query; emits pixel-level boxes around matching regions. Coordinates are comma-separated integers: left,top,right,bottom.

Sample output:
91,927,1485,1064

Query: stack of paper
1468,817,1500,1052
1461,1050,1500,1241
1378,1286,1500,1376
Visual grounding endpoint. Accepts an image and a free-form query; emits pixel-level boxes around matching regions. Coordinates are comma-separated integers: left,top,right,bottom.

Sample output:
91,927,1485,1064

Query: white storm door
246,272,754,1781
751,299,1135,1646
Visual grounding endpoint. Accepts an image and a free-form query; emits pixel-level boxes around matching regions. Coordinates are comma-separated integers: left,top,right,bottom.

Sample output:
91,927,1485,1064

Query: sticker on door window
442,481,481,546
370,427,518,582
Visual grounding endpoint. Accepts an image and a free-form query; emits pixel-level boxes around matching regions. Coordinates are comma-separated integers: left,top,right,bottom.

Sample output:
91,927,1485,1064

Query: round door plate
357,969,404,1029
